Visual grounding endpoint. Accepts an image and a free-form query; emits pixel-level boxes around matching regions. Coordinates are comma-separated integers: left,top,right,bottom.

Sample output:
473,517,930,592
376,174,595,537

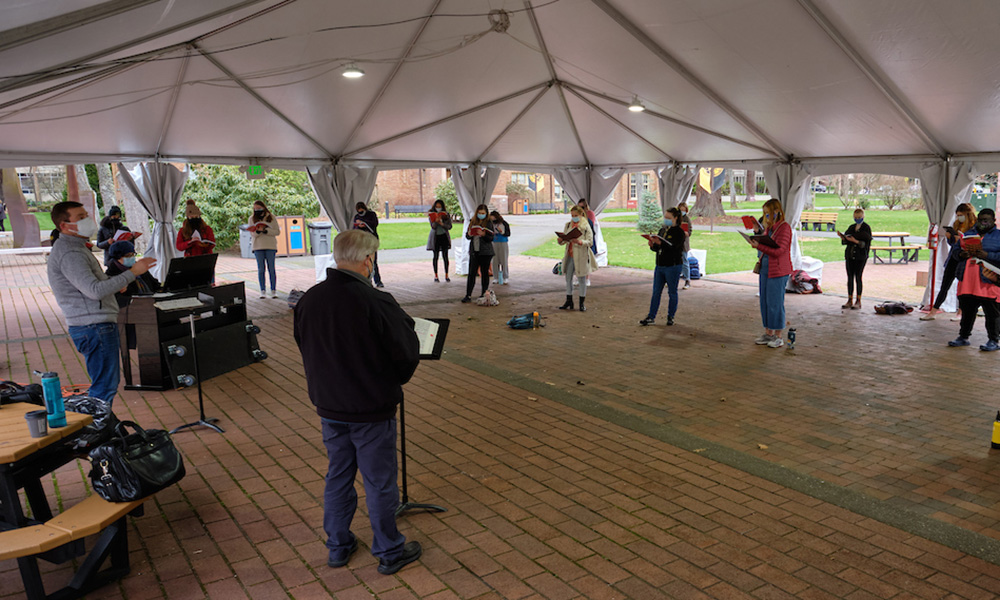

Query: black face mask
188,218,202,229
977,222,994,234
253,210,264,218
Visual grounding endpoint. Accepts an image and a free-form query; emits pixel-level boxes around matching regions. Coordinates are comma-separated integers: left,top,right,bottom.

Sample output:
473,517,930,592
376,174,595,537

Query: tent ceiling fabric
2,0,1000,169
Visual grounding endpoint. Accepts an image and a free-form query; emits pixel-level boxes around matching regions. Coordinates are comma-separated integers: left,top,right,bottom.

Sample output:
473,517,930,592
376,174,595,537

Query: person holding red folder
557,205,597,311
639,207,686,326
748,199,792,348
461,204,495,303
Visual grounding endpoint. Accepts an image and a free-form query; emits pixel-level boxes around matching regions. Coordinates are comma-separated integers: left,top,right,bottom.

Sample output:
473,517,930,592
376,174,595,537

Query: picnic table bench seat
799,211,838,231
869,244,922,264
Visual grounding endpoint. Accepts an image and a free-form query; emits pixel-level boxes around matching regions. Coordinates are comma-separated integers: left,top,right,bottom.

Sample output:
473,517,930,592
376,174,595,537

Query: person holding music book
948,208,1000,351
461,204,495,303
678,202,693,289
923,203,977,320
352,202,383,287
176,200,216,257
249,200,282,298
639,208,686,326
96,205,141,266
426,200,453,282
747,199,792,348
838,208,872,310
557,205,598,311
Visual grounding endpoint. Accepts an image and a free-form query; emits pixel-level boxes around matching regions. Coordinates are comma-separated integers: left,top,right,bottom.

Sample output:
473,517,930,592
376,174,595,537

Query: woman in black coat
96,206,137,266
838,208,872,310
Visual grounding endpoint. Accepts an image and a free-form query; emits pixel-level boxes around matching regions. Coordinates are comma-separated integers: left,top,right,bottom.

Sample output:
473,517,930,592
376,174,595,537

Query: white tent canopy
3,0,1000,174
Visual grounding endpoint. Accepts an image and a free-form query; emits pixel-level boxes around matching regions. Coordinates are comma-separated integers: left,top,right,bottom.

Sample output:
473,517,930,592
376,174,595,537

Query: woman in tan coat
558,205,598,311
249,200,281,298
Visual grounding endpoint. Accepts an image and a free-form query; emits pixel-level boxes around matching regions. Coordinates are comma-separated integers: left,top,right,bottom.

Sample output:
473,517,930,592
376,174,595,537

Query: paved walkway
2,250,998,599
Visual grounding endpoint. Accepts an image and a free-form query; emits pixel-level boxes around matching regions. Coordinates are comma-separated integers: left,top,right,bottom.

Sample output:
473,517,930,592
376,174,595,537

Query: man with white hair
293,229,422,574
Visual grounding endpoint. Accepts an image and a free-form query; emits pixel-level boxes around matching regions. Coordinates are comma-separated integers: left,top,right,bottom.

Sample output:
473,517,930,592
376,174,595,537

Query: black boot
578,297,587,312
558,295,574,310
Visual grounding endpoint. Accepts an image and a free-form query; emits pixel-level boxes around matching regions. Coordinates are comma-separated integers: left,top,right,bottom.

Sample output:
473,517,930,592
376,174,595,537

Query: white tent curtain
657,163,699,210
588,167,626,215
919,160,977,311
306,163,380,233
552,167,588,205
762,162,812,270
451,163,501,275
117,162,188,282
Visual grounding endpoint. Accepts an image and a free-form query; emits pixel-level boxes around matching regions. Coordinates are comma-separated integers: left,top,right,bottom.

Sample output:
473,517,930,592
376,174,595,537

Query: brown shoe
842,299,853,309
851,300,861,310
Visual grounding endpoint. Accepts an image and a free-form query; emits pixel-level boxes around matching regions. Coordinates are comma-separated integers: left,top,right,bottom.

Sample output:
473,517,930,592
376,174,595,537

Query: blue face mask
854,218,863,225
571,216,581,223
680,211,687,217
477,213,487,219
663,218,673,227
122,257,136,267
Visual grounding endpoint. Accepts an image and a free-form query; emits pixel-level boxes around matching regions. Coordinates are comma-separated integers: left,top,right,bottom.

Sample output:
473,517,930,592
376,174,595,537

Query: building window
511,173,529,185
553,179,563,200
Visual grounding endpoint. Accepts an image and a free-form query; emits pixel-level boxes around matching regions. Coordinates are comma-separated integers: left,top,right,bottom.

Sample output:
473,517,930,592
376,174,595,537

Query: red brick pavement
2,251,999,599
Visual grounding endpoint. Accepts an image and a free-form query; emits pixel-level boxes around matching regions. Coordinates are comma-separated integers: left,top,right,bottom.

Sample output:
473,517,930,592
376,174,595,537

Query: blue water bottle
40,372,67,428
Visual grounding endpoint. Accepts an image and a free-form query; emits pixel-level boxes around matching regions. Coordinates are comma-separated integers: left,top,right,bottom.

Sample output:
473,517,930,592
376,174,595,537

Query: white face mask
957,215,966,223
72,217,99,239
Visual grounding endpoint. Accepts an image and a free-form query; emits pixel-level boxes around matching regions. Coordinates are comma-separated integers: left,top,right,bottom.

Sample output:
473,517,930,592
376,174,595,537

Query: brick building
373,168,664,215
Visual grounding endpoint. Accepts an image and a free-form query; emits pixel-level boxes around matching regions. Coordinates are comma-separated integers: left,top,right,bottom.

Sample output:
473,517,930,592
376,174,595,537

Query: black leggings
432,234,450,275
958,295,1000,341
846,258,867,298
933,257,959,309
466,253,491,297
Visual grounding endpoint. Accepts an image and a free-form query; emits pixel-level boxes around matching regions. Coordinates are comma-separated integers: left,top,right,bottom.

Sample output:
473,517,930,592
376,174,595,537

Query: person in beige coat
249,200,281,298
557,205,598,312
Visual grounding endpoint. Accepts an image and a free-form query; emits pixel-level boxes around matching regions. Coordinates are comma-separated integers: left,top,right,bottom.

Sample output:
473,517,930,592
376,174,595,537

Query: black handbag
89,421,186,502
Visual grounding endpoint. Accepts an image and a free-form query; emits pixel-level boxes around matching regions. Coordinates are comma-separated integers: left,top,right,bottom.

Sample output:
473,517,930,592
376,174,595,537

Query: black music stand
169,297,224,435
397,318,449,517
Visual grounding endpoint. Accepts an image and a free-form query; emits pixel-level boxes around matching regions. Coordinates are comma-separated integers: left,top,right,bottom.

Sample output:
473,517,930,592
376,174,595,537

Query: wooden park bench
799,211,838,231
393,204,431,217
528,202,556,211
0,494,145,600
870,245,922,264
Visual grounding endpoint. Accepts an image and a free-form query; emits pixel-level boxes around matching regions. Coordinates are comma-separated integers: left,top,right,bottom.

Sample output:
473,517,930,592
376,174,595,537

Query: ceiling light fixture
628,96,645,112
342,63,365,79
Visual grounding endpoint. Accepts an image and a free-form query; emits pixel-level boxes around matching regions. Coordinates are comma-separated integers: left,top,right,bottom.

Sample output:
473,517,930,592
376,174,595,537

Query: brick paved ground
2,250,999,599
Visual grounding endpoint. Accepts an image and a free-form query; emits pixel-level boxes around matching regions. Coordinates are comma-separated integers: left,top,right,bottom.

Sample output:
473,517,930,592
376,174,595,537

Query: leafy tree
434,179,462,220
505,181,529,199
637,190,663,234
181,165,320,250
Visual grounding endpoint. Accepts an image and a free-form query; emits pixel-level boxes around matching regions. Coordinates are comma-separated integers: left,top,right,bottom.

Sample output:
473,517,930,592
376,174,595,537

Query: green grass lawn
524,226,852,274
337,222,461,250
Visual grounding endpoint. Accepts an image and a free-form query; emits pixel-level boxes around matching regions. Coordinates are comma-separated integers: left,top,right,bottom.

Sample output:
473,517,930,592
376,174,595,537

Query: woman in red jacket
749,198,792,348
176,200,216,257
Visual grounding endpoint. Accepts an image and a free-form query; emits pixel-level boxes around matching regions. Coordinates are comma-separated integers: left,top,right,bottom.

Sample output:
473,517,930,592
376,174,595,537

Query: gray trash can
308,221,332,255
239,224,254,258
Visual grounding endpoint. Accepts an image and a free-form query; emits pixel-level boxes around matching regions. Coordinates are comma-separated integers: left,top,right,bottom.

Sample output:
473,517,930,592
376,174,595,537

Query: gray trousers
492,242,509,280
565,260,587,297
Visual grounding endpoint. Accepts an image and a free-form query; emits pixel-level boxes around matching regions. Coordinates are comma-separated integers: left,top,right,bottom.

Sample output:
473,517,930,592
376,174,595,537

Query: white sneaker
259,291,266,299
270,290,278,298
754,334,774,345
682,282,690,290
767,337,785,348
586,278,592,287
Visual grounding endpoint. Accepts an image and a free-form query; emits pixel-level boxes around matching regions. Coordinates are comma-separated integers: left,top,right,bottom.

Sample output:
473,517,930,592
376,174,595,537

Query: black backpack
0,381,44,406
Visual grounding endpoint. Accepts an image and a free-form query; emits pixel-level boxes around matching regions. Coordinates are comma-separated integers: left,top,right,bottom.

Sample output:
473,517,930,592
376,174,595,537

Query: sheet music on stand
413,318,449,359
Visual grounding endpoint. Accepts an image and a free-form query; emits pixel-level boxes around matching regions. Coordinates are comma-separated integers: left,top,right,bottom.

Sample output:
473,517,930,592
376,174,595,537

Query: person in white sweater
249,200,281,298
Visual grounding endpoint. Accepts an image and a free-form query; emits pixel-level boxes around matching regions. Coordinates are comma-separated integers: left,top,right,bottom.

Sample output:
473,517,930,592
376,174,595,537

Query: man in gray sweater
48,201,155,404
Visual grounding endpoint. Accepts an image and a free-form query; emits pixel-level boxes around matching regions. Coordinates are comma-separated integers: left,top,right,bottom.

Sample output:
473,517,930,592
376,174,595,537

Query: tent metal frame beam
195,43,335,161
343,81,550,158
563,86,674,162
0,0,271,96
155,49,192,156
794,0,946,159
0,60,153,120
588,0,787,160
337,0,443,156
524,0,588,165
563,83,778,158
0,0,161,54
477,83,553,163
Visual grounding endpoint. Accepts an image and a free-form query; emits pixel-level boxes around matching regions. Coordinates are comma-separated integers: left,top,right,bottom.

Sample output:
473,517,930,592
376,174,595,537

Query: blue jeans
648,264,682,319
254,249,277,292
321,418,406,561
681,251,690,281
759,256,789,330
68,322,120,404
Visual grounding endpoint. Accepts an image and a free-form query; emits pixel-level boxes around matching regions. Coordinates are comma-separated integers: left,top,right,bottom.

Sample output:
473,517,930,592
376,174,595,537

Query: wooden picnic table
870,231,921,264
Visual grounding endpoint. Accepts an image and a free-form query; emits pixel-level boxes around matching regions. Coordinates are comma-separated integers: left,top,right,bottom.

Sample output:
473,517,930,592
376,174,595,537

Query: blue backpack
688,255,701,280
507,313,543,329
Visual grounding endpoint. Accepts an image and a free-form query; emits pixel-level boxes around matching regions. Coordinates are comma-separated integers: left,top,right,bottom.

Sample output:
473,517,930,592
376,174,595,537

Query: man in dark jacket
293,229,422,574
351,202,384,287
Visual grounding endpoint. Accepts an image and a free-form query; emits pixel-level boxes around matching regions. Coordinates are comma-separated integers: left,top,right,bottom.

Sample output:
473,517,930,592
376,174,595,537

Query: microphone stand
170,305,224,435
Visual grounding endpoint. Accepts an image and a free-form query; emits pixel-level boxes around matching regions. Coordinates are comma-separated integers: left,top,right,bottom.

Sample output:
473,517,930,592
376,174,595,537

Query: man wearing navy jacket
293,229,421,574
